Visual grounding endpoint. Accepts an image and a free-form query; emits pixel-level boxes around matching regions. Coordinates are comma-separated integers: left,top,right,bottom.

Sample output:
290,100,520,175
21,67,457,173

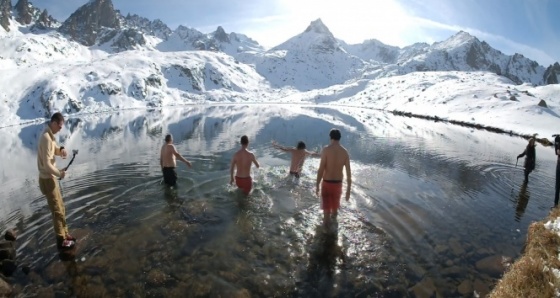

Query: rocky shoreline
0,229,18,297
489,208,560,297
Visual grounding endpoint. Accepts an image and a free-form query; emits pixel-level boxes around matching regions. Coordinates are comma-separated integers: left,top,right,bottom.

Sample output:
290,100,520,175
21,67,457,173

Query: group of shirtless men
37,112,352,250
37,112,560,252
160,128,353,226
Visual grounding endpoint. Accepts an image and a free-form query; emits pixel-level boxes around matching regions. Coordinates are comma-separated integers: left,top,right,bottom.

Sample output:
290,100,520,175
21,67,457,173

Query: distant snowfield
1,27,559,139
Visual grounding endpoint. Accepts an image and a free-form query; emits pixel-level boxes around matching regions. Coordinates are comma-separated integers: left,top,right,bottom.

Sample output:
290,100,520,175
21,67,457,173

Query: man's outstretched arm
306,150,321,157
272,141,293,152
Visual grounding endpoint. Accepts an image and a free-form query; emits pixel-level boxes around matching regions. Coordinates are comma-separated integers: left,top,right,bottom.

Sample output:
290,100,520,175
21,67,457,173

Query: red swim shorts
235,176,253,195
321,180,342,212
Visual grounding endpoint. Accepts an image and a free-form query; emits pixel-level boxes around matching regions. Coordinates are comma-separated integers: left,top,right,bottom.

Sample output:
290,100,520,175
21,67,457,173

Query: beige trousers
39,178,69,239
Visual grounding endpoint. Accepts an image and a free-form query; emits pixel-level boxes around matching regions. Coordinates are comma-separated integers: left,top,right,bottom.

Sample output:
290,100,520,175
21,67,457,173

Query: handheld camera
59,149,79,180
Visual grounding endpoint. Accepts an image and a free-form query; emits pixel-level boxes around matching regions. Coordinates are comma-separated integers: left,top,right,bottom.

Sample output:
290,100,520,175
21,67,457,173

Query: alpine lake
0,104,557,297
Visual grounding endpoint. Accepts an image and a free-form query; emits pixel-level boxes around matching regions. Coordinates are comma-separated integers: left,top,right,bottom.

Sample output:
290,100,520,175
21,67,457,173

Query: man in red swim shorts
230,135,260,195
316,128,352,226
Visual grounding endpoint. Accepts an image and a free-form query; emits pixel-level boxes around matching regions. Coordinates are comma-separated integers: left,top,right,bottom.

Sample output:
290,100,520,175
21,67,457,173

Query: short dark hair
329,129,341,141
240,135,249,145
165,134,172,143
50,112,64,124
297,141,306,150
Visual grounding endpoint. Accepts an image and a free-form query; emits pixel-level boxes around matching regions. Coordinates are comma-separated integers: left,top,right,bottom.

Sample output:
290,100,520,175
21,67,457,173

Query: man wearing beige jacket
37,112,75,250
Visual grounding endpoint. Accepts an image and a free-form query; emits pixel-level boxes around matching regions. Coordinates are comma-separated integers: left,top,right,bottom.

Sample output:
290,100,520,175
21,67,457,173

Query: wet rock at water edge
0,241,16,273
44,261,67,282
473,278,490,297
408,277,441,298
1,259,17,276
146,269,168,287
475,255,507,277
4,230,16,241
0,277,12,297
440,265,465,278
457,279,473,296
21,265,31,275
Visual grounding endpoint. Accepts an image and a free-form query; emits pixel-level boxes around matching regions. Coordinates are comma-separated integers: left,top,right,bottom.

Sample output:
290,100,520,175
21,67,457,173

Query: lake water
0,105,557,297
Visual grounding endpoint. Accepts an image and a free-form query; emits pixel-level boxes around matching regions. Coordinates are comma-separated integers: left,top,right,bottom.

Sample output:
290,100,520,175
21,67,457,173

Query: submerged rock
0,241,15,261
408,277,440,298
1,259,17,276
457,279,473,296
0,277,12,297
448,238,465,256
4,230,16,241
475,255,506,276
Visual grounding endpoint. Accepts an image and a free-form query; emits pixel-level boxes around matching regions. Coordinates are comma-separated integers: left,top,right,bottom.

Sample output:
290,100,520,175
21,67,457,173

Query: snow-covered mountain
344,38,400,64
344,31,553,85
159,25,263,56
122,13,171,41
0,0,559,138
394,31,547,85
238,19,366,91
58,0,120,47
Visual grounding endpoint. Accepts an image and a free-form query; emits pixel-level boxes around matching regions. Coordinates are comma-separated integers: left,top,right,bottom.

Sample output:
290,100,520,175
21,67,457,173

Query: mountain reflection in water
0,105,556,297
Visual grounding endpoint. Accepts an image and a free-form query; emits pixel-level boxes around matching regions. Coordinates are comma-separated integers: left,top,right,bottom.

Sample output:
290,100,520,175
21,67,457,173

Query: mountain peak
304,18,333,36
449,30,478,44
434,30,479,51
15,0,42,25
59,0,120,46
0,0,10,31
214,26,229,43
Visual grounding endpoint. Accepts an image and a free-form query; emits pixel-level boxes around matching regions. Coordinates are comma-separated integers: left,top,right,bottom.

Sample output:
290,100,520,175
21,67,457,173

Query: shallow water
0,105,557,297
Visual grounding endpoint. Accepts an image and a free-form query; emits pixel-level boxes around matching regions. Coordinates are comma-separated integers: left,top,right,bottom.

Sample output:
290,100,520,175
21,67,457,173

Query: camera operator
555,135,560,207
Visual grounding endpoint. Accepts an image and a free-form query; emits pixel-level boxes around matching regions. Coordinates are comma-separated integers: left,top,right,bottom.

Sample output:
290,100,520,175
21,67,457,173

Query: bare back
319,143,350,181
232,148,256,178
160,144,177,167
290,149,308,172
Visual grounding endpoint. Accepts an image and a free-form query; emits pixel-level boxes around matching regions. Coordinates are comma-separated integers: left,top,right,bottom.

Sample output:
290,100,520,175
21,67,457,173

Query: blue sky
29,0,559,65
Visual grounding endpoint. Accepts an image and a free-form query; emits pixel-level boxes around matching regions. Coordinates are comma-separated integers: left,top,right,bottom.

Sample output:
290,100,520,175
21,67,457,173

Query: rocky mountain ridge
0,0,558,90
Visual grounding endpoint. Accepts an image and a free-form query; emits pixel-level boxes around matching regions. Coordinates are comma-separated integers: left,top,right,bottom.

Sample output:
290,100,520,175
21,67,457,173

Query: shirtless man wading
230,135,260,195
160,134,192,186
272,140,320,178
316,128,352,226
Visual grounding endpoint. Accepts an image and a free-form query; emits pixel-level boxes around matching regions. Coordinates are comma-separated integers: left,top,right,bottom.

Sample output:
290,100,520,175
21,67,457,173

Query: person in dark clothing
517,138,536,183
554,135,560,207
